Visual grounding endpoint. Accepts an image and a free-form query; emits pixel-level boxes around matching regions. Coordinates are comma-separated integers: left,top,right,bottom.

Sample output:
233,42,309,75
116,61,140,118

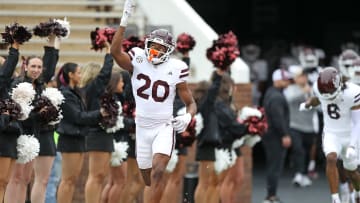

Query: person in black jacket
81,42,114,203
194,69,224,203
5,34,60,203
0,40,22,202
262,68,292,203
56,62,107,203
215,73,248,203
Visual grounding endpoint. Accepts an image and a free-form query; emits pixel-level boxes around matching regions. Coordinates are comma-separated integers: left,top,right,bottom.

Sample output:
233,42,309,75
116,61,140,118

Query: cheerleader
55,61,108,203
0,40,22,202
100,70,130,203
80,42,113,203
5,34,60,203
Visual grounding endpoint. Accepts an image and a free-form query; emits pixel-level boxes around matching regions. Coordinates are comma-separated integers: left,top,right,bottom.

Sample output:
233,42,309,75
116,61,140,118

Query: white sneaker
292,174,312,187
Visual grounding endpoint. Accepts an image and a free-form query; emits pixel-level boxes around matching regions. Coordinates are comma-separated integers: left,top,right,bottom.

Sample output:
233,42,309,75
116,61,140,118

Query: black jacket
56,86,101,136
82,54,113,135
11,46,59,136
215,100,247,148
263,86,290,138
197,72,222,147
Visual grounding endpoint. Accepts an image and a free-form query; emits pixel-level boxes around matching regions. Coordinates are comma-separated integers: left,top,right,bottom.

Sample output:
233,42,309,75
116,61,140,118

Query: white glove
299,102,312,111
244,135,261,147
120,0,135,27
172,113,192,133
345,146,357,160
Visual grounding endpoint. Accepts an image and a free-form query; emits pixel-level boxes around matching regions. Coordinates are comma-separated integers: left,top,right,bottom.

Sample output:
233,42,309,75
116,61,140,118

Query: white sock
332,193,341,203
308,160,316,171
340,182,350,194
350,191,355,203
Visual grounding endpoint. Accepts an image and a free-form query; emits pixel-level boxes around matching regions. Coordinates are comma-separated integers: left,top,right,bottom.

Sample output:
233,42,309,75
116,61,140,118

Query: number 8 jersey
129,47,189,128
313,81,360,134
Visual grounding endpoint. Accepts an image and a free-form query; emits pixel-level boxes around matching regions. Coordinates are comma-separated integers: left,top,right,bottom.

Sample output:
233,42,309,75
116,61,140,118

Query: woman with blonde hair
81,42,114,203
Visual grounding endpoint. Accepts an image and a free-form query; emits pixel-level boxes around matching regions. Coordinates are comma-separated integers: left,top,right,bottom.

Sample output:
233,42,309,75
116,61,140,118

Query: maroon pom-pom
1,23,32,44
122,36,145,53
241,107,268,136
176,33,196,54
33,19,68,38
206,31,240,71
33,96,60,124
0,99,22,120
99,93,119,129
90,27,116,51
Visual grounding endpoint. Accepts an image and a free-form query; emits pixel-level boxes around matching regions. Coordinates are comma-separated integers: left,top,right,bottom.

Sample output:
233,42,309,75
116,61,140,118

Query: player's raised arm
110,0,135,72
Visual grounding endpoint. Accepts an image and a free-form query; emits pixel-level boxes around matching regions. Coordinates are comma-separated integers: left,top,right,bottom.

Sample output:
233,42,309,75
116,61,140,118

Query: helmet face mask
317,67,342,101
144,29,175,65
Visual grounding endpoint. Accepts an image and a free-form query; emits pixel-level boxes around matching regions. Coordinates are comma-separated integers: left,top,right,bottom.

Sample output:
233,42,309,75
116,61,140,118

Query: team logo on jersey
136,56,143,63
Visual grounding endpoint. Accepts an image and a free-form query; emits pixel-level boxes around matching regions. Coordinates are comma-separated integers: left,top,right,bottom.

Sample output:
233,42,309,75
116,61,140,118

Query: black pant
289,128,316,174
262,135,287,197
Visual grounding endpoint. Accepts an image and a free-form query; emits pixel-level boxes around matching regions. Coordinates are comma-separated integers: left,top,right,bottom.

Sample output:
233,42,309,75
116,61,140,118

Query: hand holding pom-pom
0,99,22,120
90,27,116,51
176,33,196,55
33,18,69,38
99,93,125,133
239,107,268,136
1,23,32,44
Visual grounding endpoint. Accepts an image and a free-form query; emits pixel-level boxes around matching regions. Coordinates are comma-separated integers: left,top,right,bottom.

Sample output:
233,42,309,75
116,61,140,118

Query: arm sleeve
42,46,59,83
61,92,101,125
86,54,113,97
202,72,222,110
350,109,360,147
0,47,19,84
217,107,248,137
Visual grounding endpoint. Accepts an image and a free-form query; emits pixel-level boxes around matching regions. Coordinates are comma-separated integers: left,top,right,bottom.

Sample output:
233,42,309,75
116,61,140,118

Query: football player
110,1,197,202
300,67,360,203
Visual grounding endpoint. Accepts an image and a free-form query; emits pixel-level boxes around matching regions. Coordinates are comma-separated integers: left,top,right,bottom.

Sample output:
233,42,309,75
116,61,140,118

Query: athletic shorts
136,122,175,169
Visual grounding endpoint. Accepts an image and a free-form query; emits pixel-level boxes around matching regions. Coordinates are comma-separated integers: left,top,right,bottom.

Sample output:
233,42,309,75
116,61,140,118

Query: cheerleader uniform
195,72,223,161
83,54,114,152
12,46,58,156
57,86,102,152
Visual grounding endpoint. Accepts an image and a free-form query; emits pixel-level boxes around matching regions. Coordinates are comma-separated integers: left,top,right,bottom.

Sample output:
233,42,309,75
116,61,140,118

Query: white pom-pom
232,137,245,149
214,148,231,174
16,135,40,164
18,102,33,121
166,149,179,172
55,17,71,39
194,113,204,136
106,102,125,133
177,107,186,116
11,82,36,105
42,87,65,110
48,109,63,125
238,106,262,121
110,141,129,167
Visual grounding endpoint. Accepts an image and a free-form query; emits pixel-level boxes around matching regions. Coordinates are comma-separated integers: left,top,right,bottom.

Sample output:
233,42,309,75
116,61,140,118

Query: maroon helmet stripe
180,73,189,78
181,68,189,73
355,97,360,103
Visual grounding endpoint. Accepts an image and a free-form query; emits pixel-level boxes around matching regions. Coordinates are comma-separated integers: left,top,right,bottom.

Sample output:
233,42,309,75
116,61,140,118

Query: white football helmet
348,58,360,85
299,47,319,69
338,49,359,78
144,29,175,65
